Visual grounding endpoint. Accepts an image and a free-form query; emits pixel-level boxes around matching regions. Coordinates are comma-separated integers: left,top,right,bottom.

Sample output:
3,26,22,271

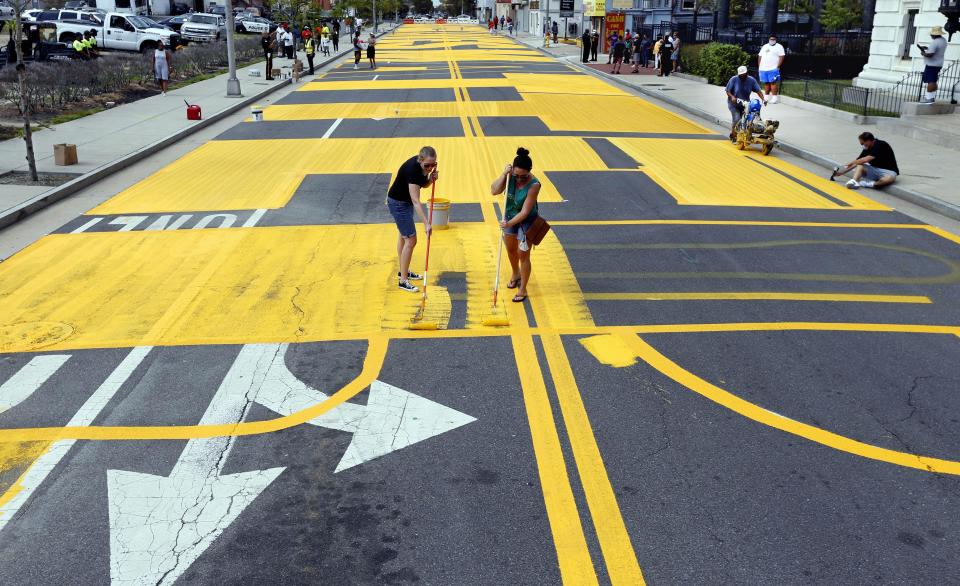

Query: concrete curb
0,29,396,231
557,54,960,223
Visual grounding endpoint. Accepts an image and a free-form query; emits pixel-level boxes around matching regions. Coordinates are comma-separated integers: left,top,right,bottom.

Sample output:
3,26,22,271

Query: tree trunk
717,0,730,30
861,0,876,31
764,0,778,36
12,15,39,182
811,0,822,34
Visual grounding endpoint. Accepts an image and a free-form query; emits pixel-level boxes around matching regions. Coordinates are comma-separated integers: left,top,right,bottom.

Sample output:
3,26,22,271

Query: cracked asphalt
1,23,960,585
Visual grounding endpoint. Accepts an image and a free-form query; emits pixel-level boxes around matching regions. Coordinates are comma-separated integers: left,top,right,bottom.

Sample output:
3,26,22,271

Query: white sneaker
845,179,860,189
920,98,935,104
353,64,358,69
771,95,779,103
859,179,875,188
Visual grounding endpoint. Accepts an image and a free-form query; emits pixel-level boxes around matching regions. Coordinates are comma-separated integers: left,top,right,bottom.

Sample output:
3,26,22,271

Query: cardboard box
54,143,77,166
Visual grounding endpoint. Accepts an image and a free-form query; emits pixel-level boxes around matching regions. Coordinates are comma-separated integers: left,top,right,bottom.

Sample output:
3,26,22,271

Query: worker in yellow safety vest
304,31,315,75
72,35,89,60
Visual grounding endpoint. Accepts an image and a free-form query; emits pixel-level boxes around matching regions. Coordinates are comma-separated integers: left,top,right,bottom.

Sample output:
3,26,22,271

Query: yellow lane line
540,333,645,585
620,333,960,475
550,220,927,229
0,336,388,442
581,292,933,304
512,333,599,585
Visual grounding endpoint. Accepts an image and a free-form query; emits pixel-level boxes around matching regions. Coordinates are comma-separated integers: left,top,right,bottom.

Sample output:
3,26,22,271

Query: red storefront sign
604,12,625,52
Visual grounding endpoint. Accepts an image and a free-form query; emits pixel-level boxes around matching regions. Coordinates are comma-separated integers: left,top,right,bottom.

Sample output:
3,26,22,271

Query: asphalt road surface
1,24,960,585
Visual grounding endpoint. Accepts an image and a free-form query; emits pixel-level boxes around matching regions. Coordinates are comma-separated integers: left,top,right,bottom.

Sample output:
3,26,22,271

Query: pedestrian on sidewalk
491,147,541,304
261,31,276,79
552,21,558,44
590,30,599,61
653,36,662,71
388,146,438,293
304,31,315,75
581,28,591,62
658,34,674,77
353,32,363,69
639,34,651,69
367,32,377,69
629,34,642,72
607,32,617,64
152,39,173,95
836,132,899,190
611,35,626,74
758,34,785,103
918,26,948,104
508,19,514,36
332,28,340,52
725,65,766,141
670,30,681,72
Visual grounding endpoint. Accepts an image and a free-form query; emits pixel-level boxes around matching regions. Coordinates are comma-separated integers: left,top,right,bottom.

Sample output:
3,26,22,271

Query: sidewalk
0,26,397,228
513,32,960,219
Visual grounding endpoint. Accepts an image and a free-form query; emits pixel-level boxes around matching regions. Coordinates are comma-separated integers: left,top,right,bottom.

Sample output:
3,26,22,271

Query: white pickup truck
55,12,181,52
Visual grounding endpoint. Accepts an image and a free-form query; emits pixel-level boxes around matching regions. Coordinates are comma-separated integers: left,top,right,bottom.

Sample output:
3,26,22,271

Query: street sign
559,0,574,17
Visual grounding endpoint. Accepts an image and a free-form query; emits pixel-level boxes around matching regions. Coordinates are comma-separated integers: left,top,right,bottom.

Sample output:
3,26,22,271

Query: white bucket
429,198,451,230
251,106,264,122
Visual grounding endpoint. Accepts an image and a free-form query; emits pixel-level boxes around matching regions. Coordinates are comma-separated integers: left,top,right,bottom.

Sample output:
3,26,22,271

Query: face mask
769,40,776,45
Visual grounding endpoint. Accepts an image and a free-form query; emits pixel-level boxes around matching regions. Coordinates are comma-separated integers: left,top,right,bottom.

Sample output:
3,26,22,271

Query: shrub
692,42,751,86
679,43,707,75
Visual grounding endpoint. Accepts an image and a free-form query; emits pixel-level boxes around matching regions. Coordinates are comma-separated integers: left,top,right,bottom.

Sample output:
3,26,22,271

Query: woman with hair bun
490,147,542,303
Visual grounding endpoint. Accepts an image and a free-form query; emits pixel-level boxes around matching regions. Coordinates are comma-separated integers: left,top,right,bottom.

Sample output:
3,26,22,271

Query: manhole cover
0,322,75,352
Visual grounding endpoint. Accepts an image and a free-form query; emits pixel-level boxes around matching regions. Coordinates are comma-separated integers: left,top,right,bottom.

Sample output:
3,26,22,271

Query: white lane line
0,346,151,532
70,218,102,233
373,74,379,81
0,355,71,413
241,208,268,228
321,117,343,139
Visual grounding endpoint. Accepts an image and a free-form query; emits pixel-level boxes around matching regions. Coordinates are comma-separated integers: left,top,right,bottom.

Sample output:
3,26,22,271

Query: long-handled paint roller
410,177,439,330
481,181,511,327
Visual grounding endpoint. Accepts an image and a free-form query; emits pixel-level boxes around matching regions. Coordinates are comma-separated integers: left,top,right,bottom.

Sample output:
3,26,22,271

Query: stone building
856,0,958,88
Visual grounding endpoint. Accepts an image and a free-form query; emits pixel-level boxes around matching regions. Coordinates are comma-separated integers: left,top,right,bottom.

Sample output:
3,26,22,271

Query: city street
1,24,960,584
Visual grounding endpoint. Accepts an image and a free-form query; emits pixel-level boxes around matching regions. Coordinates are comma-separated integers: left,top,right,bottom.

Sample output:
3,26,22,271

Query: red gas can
186,103,201,120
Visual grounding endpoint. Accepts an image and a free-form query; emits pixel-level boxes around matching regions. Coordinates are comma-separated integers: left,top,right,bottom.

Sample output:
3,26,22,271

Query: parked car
235,15,271,34
36,9,104,25
20,9,44,22
179,12,225,42
0,1,14,22
171,2,190,15
157,14,188,32
55,12,180,52
208,5,225,17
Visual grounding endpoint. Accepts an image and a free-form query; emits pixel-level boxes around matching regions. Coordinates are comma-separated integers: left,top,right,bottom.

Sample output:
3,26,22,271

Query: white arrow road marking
108,344,284,586
251,343,477,472
0,354,70,413
0,347,150,532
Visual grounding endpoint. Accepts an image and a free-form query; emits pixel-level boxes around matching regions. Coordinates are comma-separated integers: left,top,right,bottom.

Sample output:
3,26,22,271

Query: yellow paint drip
578,334,639,367
0,441,52,513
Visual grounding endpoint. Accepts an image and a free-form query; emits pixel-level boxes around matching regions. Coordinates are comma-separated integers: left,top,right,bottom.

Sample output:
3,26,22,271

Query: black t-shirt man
858,139,899,174
388,156,430,202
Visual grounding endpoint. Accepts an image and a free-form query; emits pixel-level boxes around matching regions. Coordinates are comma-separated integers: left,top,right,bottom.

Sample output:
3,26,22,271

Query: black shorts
922,65,942,84
367,46,375,58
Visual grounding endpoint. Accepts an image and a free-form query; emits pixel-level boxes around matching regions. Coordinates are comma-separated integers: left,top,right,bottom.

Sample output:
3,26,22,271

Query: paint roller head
481,317,510,327
409,320,439,330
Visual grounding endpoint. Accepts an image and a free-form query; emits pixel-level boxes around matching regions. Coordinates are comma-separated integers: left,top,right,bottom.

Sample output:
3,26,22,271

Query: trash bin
429,198,451,230
251,105,264,122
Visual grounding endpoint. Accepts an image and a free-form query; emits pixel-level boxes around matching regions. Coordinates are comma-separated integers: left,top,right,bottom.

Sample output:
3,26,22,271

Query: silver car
180,12,225,42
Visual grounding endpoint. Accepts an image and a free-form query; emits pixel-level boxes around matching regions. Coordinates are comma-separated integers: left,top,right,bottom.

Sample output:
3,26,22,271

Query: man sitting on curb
725,65,766,142
835,132,899,190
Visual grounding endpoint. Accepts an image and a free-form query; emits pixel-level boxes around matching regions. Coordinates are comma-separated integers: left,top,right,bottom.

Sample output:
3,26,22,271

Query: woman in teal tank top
490,147,541,303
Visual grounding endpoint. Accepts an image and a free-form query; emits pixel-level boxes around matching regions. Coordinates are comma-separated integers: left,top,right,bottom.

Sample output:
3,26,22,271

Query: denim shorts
503,214,536,242
922,65,941,84
862,164,897,182
387,198,416,238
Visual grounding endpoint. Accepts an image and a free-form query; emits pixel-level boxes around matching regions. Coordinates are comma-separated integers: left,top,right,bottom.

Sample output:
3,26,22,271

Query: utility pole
373,0,377,32
224,0,241,96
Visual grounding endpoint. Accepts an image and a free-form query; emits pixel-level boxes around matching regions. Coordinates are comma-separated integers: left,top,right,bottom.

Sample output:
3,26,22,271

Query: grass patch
780,78,899,117
169,58,265,91
49,108,105,125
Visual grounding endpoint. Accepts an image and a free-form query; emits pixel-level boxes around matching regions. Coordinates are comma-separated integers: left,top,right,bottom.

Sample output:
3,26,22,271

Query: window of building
681,0,695,8
902,9,918,59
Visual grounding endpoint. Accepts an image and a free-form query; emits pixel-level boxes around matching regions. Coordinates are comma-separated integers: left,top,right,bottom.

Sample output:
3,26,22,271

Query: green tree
729,0,755,21
819,0,862,31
